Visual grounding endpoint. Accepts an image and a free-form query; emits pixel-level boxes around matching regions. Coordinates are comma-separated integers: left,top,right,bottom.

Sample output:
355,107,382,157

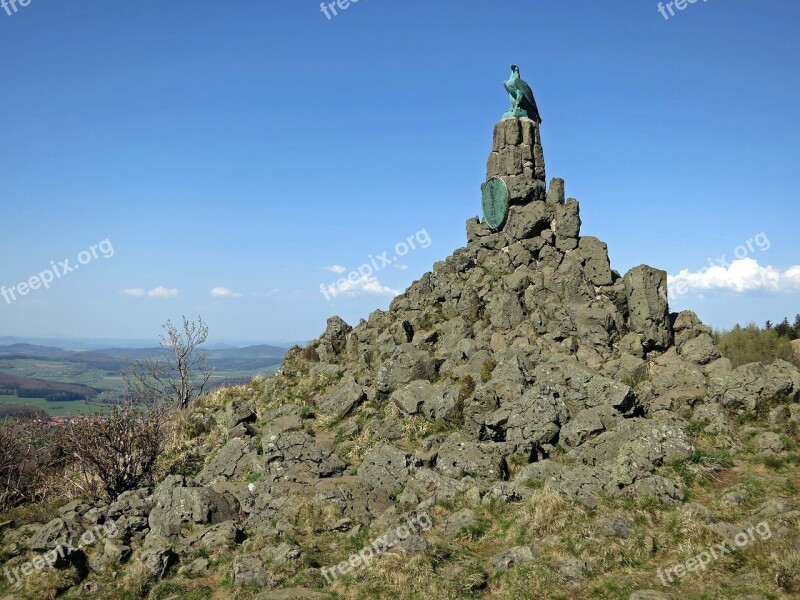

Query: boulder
233,554,273,587
492,546,535,572
577,236,613,286
436,440,512,481
505,201,550,241
554,199,581,251
357,444,412,496
147,476,238,541
624,265,670,350
318,374,365,420
195,437,261,485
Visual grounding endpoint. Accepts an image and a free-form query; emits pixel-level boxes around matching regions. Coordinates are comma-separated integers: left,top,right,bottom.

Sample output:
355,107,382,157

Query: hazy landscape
0,341,288,417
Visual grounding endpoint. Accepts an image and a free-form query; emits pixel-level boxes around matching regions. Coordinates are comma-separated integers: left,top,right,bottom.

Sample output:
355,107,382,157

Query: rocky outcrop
4,116,799,600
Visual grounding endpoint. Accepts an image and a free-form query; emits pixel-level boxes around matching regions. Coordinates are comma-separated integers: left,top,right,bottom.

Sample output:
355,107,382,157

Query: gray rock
436,440,510,480
546,177,565,205
441,508,477,538
552,555,589,583
391,380,433,415
316,316,352,364
108,488,153,519
505,202,550,241
195,437,261,485
262,405,304,440
560,405,622,448
492,388,567,445
263,430,345,482
466,216,493,245
708,359,800,413
376,344,435,394
178,557,210,577
618,332,645,358
554,198,581,251
753,432,785,455
318,374,364,420
691,403,731,435
140,540,176,579
357,444,412,496
147,476,238,541
30,518,70,552
681,502,716,524
260,542,303,565
178,521,245,556
214,399,258,432
482,482,528,504
233,554,273,587
88,540,131,572
595,513,634,538
577,236,613,286
624,265,670,350
492,546,535,572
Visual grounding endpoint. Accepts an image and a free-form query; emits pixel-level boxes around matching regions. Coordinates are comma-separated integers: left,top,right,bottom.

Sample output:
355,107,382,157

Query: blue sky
1,0,798,344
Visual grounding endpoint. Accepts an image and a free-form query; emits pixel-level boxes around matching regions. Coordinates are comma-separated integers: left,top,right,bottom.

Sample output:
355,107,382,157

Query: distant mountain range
0,336,303,351
0,341,289,416
0,343,288,372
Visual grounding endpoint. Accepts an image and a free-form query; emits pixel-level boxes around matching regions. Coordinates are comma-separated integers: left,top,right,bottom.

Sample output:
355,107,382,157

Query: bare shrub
0,418,63,512
60,401,168,502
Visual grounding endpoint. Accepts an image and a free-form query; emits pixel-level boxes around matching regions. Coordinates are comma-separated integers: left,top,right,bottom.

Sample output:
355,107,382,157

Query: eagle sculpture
503,65,542,123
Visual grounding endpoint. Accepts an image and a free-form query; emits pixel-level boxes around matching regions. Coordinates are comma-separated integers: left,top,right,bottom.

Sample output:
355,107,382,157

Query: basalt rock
7,116,800,599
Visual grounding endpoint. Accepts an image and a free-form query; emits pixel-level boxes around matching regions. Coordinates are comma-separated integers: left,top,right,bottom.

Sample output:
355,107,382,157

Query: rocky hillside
3,118,800,600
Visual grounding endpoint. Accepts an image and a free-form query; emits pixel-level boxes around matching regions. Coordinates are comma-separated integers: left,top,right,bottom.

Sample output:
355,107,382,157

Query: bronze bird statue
504,65,542,123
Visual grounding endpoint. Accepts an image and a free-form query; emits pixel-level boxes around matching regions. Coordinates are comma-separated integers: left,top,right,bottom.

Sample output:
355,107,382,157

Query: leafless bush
60,401,168,502
127,316,213,410
0,418,61,512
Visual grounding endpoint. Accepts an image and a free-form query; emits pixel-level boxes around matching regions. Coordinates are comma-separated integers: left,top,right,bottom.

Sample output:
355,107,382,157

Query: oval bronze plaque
481,177,509,231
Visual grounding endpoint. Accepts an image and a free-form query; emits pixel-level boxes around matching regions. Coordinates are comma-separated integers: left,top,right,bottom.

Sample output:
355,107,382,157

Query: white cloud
210,287,242,298
323,265,347,274
327,275,400,298
122,287,179,298
669,258,800,295
121,288,146,297
147,287,179,298
393,264,409,271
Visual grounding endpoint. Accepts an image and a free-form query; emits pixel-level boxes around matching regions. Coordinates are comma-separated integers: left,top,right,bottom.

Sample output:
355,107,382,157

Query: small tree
60,401,167,502
128,316,213,410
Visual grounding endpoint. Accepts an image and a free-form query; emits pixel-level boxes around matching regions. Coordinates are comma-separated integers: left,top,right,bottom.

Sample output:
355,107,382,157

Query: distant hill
0,372,98,402
0,343,289,373
0,343,73,360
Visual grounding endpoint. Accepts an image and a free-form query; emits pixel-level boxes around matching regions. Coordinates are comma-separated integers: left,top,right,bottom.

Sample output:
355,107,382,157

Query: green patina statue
503,65,542,123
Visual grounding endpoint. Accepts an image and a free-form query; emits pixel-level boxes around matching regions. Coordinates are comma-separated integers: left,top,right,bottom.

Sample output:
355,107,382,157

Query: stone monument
480,65,547,233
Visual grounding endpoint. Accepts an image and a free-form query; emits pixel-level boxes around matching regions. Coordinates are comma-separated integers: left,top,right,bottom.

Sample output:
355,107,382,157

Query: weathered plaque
481,177,509,231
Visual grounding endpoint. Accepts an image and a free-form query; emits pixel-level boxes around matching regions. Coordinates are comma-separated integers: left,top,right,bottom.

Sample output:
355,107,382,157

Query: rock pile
3,117,800,599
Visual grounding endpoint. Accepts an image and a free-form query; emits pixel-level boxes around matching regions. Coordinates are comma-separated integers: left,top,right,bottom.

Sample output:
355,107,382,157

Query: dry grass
342,429,380,465
515,485,584,539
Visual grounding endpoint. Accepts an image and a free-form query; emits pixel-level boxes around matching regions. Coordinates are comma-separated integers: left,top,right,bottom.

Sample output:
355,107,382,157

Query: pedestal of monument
486,117,546,204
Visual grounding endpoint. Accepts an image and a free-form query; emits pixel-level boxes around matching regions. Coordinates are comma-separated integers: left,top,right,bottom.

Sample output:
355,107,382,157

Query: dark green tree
776,317,794,339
